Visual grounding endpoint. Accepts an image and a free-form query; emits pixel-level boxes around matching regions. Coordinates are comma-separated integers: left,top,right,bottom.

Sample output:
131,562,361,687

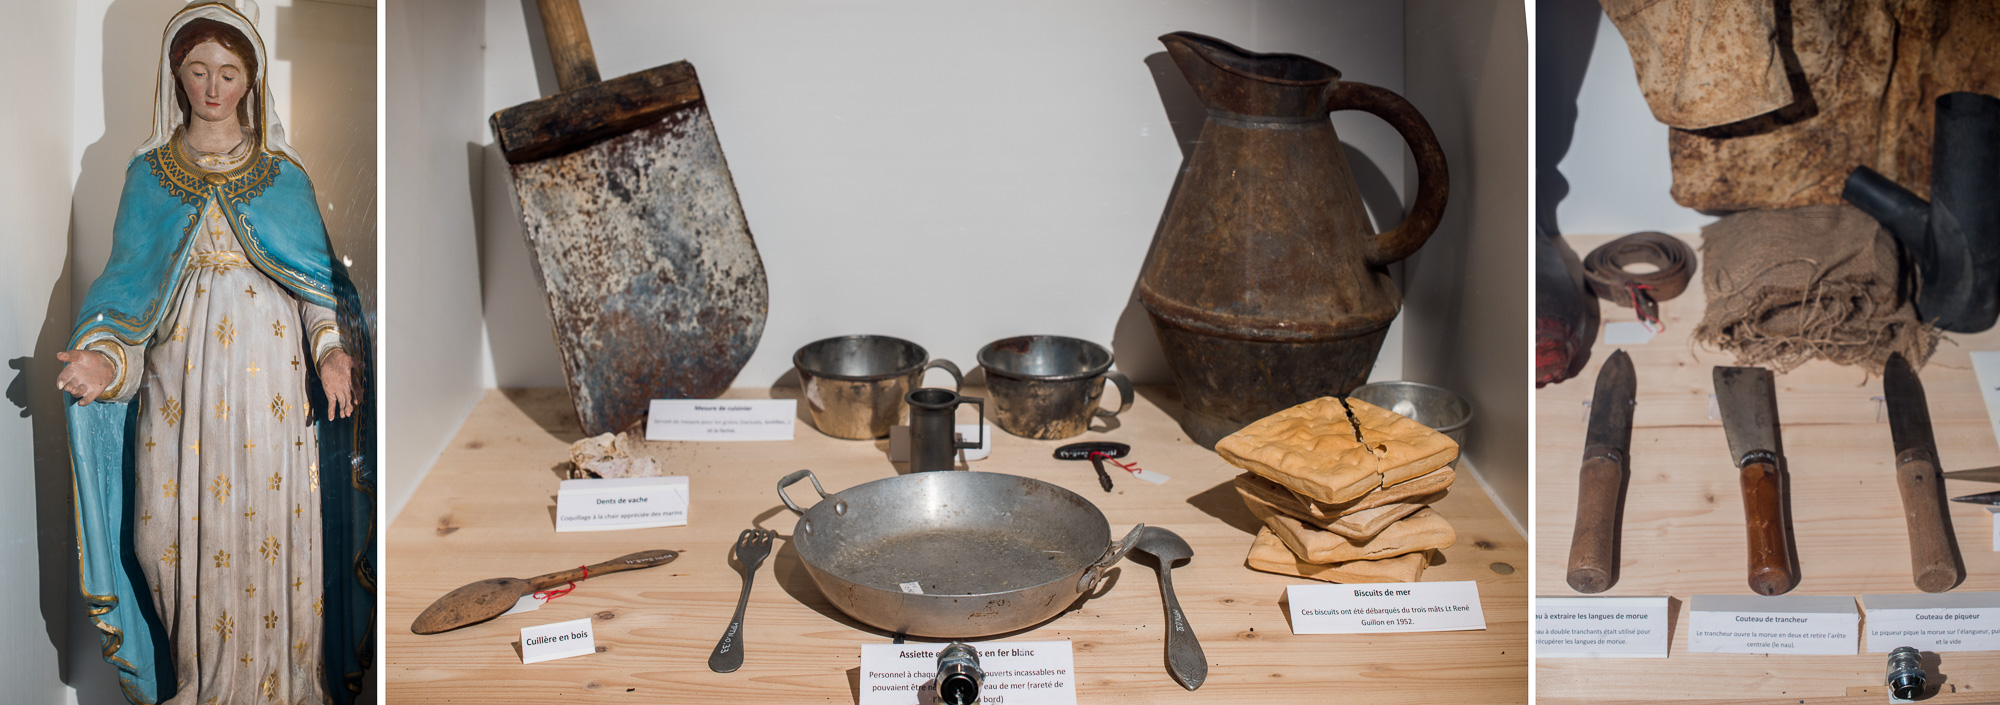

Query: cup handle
922,359,965,391
954,396,986,451
1094,370,1134,419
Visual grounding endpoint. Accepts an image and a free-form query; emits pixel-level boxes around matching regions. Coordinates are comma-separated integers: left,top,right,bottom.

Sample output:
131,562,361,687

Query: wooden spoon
410,549,679,634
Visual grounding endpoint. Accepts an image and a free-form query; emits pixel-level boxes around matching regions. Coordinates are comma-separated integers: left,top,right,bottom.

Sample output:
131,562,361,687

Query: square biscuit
1234,468,1454,522
1244,528,1430,583
1217,397,1458,504
1248,503,1456,564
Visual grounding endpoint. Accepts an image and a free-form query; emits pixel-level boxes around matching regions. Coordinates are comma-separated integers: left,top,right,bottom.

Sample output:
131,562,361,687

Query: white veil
133,0,302,163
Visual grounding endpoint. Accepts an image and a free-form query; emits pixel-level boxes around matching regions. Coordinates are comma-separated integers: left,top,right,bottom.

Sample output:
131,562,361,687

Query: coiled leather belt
1583,231,1697,327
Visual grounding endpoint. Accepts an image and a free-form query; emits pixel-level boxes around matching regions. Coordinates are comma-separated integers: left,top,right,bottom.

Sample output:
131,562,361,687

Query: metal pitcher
906,388,985,473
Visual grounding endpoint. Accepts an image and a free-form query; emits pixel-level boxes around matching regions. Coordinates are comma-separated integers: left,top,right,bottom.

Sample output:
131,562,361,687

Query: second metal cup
977,335,1133,440
795,335,962,439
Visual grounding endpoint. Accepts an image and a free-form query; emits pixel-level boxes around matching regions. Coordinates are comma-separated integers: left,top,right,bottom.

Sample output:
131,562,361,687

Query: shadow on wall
1113,48,1406,401
1536,0,1601,236
275,0,380,313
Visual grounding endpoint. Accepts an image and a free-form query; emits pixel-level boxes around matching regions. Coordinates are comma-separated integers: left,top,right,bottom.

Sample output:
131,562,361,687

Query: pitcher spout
1160,31,1339,119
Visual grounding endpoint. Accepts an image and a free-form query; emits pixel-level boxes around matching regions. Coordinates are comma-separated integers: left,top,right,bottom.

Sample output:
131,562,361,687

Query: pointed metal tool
1567,350,1635,594
1949,490,2000,506
1714,366,1797,595
1883,352,1964,592
1942,466,2000,484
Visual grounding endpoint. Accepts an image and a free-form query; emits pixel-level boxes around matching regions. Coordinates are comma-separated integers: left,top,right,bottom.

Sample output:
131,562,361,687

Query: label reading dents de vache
554,476,689,532
1535,596,1671,658
646,399,796,441
1288,581,1485,634
520,617,595,664
1688,594,1858,656
858,641,1076,705
1864,592,2000,653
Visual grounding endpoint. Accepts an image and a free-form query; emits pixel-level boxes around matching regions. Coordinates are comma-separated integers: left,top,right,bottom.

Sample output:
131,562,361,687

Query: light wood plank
389,386,1528,703
1537,233,2000,703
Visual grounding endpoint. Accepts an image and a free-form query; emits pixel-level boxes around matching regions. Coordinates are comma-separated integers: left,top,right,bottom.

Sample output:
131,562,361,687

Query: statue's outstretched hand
55,350,116,405
319,348,355,420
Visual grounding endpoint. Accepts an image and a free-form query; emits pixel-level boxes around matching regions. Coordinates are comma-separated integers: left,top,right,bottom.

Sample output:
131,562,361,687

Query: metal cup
976,335,1134,440
795,335,963,439
906,388,986,473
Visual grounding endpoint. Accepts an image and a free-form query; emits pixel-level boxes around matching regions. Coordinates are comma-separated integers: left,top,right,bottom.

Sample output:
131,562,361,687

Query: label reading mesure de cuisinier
1864,592,2000,652
1288,581,1485,634
859,641,1076,705
645,399,796,441
1688,594,1858,655
1534,596,1671,658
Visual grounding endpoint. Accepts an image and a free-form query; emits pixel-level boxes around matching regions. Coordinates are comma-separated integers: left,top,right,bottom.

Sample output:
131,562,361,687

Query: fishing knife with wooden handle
1714,366,1797,596
1567,349,1634,593
1883,352,1964,593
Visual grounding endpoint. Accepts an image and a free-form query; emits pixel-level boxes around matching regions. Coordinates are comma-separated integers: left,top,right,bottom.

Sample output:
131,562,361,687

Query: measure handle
535,0,602,91
1738,459,1797,595
1329,81,1449,267
526,549,678,590
1896,452,1963,593
1566,453,1625,594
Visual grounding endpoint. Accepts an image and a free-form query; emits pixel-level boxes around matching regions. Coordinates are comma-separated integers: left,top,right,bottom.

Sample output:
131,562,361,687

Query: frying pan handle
777,469,831,515
1076,523,1146,594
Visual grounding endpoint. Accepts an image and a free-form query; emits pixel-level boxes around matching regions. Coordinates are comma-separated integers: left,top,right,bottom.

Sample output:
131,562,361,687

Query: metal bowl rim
794,334,932,382
975,334,1116,382
1350,380,1474,433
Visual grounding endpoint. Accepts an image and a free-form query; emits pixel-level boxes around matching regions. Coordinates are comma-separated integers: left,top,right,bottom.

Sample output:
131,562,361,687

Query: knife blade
1883,352,1964,592
1943,467,2000,484
1713,366,1797,595
1567,350,1635,594
1950,491,2000,505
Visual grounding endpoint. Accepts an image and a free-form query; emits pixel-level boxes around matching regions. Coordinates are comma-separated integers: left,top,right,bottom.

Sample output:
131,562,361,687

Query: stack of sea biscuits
1216,396,1459,583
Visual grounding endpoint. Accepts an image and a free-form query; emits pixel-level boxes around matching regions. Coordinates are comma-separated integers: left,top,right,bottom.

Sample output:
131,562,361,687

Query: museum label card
645,399,795,441
554,476,688,532
1603,321,1657,345
1863,592,2000,652
520,617,595,664
1287,581,1485,634
1688,594,1858,655
859,641,1076,705
1534,596,1671,658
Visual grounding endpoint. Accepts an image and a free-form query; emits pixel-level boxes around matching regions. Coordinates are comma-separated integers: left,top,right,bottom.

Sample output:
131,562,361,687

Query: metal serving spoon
1133,526,1206,690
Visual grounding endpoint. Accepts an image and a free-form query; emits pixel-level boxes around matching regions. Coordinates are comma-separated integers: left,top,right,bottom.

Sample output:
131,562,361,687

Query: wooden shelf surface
1535,233,2000,704
388,385,1528,703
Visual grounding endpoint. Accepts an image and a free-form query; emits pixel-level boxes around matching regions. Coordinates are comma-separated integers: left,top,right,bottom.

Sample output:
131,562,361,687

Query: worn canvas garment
1216,397,1459,505
1598,0,2000,210
1692,205,1939,372
1248,503,1457,564
1244,529,1431,583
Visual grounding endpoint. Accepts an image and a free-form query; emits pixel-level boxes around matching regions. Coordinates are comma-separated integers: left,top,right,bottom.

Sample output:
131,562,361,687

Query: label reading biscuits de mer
1288,581,1485,634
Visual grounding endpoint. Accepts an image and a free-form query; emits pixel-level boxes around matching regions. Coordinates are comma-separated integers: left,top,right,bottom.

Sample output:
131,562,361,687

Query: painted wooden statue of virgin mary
55,2,374,703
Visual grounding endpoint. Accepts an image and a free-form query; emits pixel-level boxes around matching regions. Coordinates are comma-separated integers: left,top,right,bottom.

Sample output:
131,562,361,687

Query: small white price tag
1287,580,1485,634
500,592,548,617
554,477,689,532
1129,468,1171,484
1990,507,1999,552
887,423,993,462
1688,594,1858,655
859,641,1075,705
898,581,924,595
1603,321,1657,345
645,399,796,441
520,617,595,664
1863,592,2000,652
1534,596,1670,658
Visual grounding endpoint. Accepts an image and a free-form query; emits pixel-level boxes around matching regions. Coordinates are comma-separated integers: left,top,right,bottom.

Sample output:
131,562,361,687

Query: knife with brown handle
1714,366,1797,596
1883,352,1964,592
1567,349,1635,593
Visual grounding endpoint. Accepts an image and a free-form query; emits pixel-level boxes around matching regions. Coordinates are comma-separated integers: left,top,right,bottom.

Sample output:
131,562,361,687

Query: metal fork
708,528,776,673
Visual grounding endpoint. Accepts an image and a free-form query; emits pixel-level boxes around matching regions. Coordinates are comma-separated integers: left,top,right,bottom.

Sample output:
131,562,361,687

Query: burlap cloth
1692,205,1939,372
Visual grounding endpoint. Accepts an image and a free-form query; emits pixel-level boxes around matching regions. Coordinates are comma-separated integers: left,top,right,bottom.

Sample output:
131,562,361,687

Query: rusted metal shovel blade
495,62,769,436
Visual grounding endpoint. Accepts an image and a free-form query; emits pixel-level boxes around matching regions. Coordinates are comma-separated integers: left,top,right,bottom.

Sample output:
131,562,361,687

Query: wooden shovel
491,0,769,436
410,549,679,634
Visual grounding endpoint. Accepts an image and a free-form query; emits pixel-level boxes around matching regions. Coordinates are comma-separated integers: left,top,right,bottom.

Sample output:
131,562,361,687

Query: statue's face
177,40,249,126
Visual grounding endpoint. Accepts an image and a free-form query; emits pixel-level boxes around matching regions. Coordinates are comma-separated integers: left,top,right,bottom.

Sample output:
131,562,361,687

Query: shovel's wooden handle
1739,459,1797,595
1896,451,1963,592
1566,453,1625,593
536,0,601,91
525,549,678,591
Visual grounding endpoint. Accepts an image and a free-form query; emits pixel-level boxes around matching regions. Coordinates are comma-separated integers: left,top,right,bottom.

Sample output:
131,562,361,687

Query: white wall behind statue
69,0,378,309
472,0,1416,391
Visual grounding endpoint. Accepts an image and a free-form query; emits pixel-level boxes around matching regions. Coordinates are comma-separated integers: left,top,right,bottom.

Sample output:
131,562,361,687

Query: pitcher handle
953,396,986,451
922,358,965,392
1329,81,1449,267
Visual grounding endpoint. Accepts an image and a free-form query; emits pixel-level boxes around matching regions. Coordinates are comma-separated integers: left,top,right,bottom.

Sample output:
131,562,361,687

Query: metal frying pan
776,470,1142,638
